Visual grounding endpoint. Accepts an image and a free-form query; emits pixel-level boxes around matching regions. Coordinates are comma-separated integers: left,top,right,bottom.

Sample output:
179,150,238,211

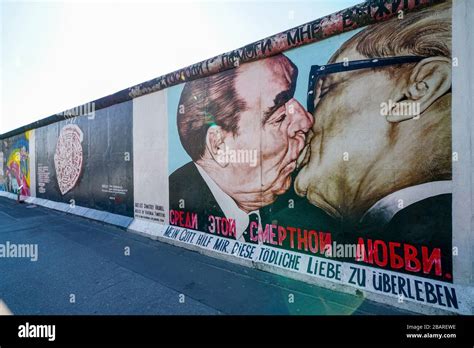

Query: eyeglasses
307,56,426,114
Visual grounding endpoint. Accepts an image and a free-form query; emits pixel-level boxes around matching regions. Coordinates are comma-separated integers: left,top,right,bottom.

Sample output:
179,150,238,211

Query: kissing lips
281,160,297,176
275,160,297,190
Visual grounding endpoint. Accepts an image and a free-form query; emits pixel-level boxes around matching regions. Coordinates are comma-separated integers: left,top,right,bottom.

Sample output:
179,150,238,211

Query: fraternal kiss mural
2,1,470,314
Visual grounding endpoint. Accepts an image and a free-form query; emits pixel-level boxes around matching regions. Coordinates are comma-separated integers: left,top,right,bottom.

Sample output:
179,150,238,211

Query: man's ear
206,125,228,168
387,57,451,123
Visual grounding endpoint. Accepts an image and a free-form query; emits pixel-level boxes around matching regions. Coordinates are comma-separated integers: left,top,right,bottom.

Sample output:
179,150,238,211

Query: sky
0,0,360,134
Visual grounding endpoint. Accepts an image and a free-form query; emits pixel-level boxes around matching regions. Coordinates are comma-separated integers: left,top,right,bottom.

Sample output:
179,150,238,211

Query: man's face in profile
295,46,408,219
224,56,313,208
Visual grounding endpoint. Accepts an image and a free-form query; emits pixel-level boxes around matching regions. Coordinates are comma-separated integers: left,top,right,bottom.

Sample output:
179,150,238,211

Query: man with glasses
263,2,453,278
292,1,453,275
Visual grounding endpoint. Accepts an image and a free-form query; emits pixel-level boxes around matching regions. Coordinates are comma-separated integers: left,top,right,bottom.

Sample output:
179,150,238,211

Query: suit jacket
169,161,226,234
355,193,452,281
169,162,269,244
258,171,340,249
260,171,452,281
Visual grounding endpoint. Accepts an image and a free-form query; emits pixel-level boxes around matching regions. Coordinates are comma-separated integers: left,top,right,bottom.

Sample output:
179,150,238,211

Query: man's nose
287,99,314,136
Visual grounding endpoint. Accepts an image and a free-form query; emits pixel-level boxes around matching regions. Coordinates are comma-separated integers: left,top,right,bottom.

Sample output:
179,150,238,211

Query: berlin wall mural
166,1,459,312
1,0,469,314
35,101,134,216
0,132,31,196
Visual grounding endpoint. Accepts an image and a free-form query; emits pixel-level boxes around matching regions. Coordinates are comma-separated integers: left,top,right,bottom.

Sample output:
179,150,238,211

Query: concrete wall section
34,101,134,216
452,0,474,289
0,0,472,315
133,90,169,225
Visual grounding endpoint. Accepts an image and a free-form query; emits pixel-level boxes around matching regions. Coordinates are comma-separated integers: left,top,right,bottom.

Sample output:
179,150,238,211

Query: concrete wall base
2,191,471,315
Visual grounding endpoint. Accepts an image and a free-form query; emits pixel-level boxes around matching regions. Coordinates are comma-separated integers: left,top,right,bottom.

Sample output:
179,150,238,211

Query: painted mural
167,1,459,312
35,101,134,216
1,132,31,196
0,0,467,314
54,124,84,196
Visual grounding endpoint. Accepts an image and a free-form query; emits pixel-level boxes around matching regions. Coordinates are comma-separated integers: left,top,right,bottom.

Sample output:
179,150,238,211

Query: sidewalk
0,196,413,315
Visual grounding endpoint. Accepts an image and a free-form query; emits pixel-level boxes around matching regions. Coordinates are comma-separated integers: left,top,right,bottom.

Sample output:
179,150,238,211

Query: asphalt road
0,196,412,315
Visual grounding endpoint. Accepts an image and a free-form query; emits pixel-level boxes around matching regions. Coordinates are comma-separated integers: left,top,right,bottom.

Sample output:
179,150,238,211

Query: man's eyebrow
262,88,294,124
